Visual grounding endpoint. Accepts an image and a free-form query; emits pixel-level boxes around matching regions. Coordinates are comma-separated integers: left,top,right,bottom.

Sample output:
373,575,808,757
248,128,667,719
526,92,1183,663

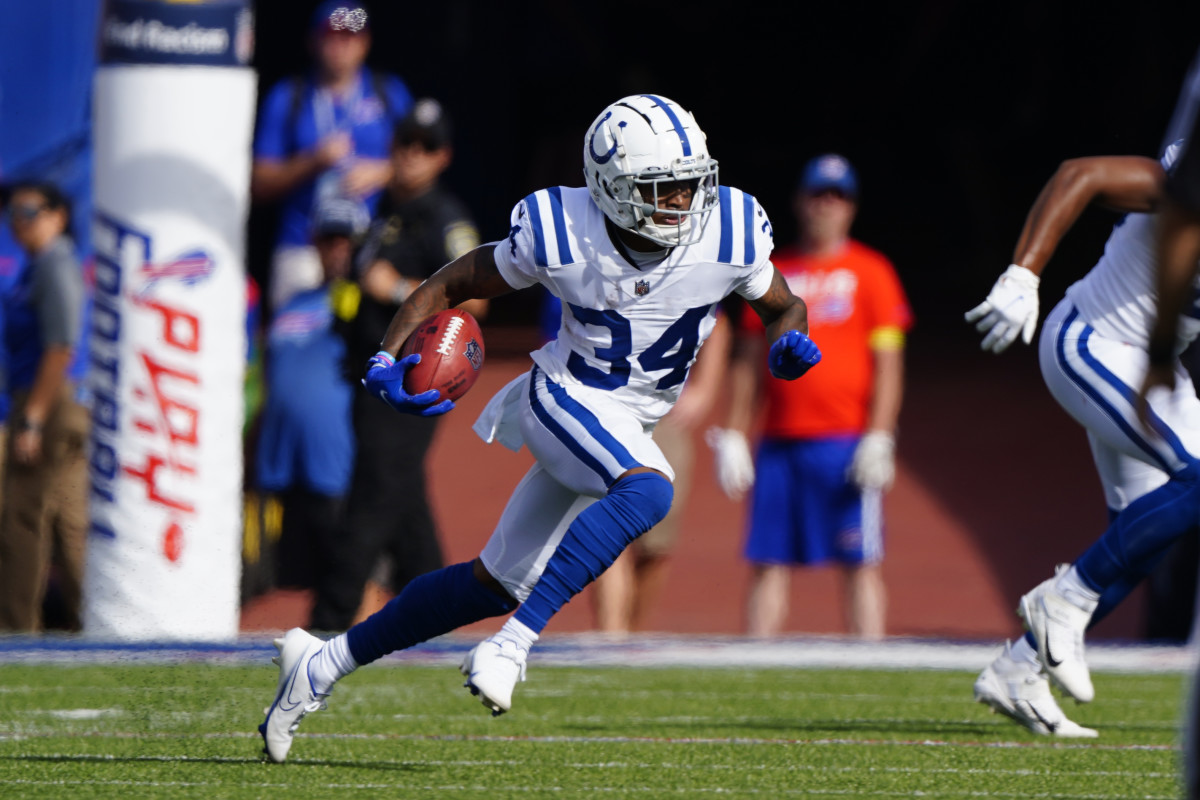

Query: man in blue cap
251,1,412,316
710,153,912,639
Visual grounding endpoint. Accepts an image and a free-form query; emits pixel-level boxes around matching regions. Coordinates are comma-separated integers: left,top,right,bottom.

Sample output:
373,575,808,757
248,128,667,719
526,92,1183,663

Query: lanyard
312,72,366,141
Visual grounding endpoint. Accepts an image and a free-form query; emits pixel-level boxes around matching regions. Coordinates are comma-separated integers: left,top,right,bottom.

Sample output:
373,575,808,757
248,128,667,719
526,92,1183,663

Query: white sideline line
0,633,1194,673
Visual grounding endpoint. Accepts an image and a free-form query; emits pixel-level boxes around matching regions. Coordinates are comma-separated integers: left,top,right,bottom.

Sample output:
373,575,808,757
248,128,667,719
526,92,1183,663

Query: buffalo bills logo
634,279,650,296
464,338,483,370
139,249,215,293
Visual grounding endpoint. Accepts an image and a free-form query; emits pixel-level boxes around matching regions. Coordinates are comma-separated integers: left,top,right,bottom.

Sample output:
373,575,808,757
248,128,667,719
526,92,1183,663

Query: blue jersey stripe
547,186,575,263
527,367,639,486
1056,308,1189,473
524,192,550,267
643,94,691,156
717,186,734,264
742,191,756,265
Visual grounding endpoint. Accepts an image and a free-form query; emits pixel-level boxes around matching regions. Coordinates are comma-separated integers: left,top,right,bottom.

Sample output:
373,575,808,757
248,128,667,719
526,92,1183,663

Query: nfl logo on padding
635,279,650,296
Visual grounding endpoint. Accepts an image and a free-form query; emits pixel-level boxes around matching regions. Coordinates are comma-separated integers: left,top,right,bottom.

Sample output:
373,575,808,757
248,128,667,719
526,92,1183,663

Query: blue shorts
743,436,884,567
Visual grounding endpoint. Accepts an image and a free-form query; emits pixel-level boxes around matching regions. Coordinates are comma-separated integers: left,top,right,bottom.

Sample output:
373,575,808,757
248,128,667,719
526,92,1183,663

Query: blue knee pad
515,471,673,633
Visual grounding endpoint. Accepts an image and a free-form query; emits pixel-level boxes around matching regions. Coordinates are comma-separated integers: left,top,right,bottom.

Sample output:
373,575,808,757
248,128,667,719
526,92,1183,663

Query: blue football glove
362,351,455,417
768,330,822,380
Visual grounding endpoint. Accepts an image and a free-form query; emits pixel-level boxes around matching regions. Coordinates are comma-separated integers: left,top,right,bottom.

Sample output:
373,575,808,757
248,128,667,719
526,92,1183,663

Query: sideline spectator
711,154,912,639
255,198,367,593
0,181,90,632
251,0,412,315
309,99,484,631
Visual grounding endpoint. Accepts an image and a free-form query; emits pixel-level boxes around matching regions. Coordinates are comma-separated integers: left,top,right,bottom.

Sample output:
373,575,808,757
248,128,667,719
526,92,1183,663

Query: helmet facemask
626,166,719,247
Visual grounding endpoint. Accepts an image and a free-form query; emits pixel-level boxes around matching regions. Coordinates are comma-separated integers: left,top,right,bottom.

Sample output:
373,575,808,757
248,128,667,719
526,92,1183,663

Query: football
399,309,486,402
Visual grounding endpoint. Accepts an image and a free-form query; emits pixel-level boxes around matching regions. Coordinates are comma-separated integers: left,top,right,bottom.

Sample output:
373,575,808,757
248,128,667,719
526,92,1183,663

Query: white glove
705,427,755,500
848,431,896,491
964,264,1040,353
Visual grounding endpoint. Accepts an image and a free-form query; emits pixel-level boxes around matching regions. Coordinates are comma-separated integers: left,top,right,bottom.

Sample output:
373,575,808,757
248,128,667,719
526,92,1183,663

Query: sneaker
460,639,527,716
1017,565,1095,703
259,628,330,763
974,642,1098,738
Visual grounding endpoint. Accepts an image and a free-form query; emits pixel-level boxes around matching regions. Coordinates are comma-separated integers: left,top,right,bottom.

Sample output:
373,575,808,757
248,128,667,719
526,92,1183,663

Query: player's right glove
768,330,822,380
362,350,455,417
705,427,755,501
964,264,1040,353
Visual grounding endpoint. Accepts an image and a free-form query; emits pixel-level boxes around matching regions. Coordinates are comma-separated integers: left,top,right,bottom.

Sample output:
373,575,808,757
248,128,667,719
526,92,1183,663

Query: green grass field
0,658,1185,799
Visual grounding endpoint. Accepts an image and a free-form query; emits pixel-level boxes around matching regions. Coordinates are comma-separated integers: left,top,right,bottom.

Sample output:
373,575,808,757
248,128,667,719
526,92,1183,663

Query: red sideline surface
242,329,1144,641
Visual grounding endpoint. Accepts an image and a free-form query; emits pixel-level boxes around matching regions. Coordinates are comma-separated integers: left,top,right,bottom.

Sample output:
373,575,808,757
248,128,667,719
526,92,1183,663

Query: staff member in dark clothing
0,181,89,632
310,99,485,631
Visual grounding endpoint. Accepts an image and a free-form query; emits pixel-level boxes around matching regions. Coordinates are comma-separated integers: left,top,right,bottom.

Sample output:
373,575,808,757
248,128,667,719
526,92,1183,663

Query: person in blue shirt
251,0,412,316
255,197,367,594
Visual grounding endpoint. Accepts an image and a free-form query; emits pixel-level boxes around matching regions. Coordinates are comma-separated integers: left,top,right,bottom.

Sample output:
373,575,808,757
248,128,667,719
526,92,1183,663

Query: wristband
367,350,396,370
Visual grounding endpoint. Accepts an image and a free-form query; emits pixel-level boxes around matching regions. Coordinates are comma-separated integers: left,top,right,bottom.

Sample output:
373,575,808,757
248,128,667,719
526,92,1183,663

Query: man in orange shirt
710,154,912,638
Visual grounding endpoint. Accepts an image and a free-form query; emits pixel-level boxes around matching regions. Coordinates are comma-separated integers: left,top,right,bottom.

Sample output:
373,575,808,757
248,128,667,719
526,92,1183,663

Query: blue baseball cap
310,1,370,34
799,154,858,198
311,197,368,238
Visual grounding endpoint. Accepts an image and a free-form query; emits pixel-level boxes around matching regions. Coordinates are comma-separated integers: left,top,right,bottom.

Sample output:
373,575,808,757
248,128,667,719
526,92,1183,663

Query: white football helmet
583,94,719,248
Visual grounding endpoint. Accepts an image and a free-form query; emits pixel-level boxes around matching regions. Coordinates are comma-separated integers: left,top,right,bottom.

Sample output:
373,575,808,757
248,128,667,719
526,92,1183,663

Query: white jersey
494,185,776,426
1065,141,1200,351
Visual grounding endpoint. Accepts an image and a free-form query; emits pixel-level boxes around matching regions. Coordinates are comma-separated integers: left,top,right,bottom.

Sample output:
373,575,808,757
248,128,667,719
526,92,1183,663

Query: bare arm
745,267,809,341
1012,156,1165,275
252,156,327,204
724,329,763,436
866,345,904,434
1144,199,1200,389
378,243,512,355
251,132,352,203
13,345,72,464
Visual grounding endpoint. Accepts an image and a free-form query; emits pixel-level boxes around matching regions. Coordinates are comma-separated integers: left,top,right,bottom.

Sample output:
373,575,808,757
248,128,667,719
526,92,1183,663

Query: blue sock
1074,464,1200,592
515,472,673,633
346,561,516,666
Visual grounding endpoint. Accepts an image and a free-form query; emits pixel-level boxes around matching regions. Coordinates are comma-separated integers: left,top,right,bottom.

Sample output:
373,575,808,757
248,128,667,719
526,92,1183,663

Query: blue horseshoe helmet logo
588,113,625,165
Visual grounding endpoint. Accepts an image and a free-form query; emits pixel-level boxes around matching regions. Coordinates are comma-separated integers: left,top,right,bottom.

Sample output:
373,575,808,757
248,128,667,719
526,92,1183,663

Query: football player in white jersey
257,94,822,762
1138,44,1200,798
966,141,1200,738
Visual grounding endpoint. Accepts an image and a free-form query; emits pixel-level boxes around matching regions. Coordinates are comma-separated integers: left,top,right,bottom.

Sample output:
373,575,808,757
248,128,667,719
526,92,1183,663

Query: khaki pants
0,386,90,631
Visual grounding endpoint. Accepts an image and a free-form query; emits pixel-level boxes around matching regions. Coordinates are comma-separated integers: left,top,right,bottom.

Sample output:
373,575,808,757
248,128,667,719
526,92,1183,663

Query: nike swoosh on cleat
1029,705,1058,733
1044,635,1063,668
277,657,310,712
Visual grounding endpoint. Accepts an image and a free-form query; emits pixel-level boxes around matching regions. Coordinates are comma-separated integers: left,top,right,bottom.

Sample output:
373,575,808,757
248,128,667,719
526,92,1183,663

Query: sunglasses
8,203,47,222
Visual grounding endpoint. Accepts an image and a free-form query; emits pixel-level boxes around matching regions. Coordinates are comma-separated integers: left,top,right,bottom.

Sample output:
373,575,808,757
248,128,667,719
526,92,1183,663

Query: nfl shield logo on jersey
634,279,650,296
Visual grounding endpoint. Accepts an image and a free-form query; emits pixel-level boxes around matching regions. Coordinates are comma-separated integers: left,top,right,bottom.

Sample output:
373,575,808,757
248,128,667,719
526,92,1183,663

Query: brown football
399,309,486,402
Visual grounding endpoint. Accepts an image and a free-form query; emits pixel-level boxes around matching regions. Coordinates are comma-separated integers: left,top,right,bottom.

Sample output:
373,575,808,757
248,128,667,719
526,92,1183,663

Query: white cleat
259,628,329,763
1017,566,1096,703
460,639,527,716
974,641,1098,738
